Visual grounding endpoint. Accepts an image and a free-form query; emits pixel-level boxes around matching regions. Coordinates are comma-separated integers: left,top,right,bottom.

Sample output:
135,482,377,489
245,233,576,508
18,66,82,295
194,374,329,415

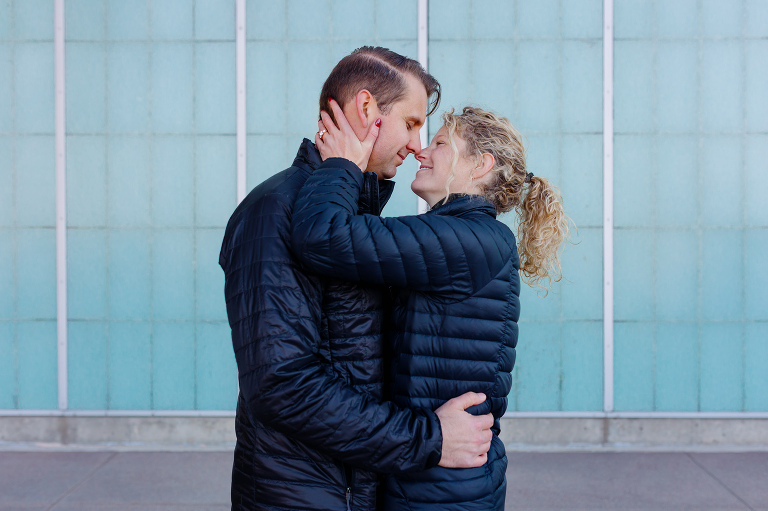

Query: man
219,47,493,511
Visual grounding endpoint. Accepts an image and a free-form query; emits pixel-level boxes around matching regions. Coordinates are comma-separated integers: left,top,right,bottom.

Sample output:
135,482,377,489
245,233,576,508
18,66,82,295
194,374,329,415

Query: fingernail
375,118,381,127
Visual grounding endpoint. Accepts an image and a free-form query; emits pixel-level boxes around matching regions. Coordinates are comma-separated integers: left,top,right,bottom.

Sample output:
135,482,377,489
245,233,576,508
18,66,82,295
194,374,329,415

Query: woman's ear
471,153,495,181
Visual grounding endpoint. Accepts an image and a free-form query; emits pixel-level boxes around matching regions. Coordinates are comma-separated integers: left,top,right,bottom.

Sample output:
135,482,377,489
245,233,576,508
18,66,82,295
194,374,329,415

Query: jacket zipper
341,462,352,510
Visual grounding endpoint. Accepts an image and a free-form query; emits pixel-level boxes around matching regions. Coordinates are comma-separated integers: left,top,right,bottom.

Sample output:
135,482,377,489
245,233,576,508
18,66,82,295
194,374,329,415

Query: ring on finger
318,129,327,140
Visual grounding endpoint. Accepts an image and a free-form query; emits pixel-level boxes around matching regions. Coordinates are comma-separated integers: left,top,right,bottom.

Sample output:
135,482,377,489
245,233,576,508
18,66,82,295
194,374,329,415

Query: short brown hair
319,46,440,124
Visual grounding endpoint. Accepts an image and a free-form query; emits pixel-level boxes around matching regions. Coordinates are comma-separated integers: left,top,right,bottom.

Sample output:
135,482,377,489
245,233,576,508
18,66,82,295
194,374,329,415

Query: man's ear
472,153,495,181
354,89,377,129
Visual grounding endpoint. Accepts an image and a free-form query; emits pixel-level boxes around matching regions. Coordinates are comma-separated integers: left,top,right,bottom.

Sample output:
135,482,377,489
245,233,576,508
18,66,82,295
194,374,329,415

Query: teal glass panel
615,0,654,38
745,135,768,226
472,41,515,116
701,137,741,226
0,322,14,408
67,136,107,227
702,0,743,37
247,42,287,134
614,322,654,411
17,321,57,409
286,41,332,135
513,322,561,411
701,230,743,321
377,0,417,39
196,322,237,410
108,230,151,320
701,41,742,133
0,45,11,133
66,43,106,134
518,276,560,321
516,41,559,132
0,137,11,226
746,0,768,36
246,134,290,191
15,43,54,134
0,230,13,318
151,43,194,134
331,0,374,39
195,0,234,40
16,229,56,319
68,321,108,409
247,0,285,40
700,322,744,411
745,323,768,411
614,135,653,227
655,323,698,411
108,321,151,409
562,41,602,134
656,136,698,227
152,230,194,320
107,43,150,134
656,0,698,38
65,0,106,41
746,41,768,133
561,134,602,228
655,230,698,320
561,228,602,320
106,0,148,40
614,229,654,321
152,322,195,409
614,41,654,133
429,0,470,40
108,137,151,227
745,229,768,320
16,136,55,227
381,159,419,219
524,135,560,190
562,0,602,38
67,229,107,320
152,136,194,227
195,228,226,321
428,41,472,118
561,321,602,411
471,0,514,39
14,0,53,40
286,0,331,40
195,42,236,134
196,136,236,227
517,0,559,37
152,0,193,40
656,42,698,133
0,1,10,40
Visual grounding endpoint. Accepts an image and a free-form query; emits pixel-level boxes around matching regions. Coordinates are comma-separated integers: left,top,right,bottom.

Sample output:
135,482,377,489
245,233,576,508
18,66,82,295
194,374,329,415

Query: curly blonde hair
442,107,571,293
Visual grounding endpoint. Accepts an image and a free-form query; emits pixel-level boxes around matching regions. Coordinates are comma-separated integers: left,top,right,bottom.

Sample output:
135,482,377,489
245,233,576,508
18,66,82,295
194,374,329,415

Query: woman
291,105,569,509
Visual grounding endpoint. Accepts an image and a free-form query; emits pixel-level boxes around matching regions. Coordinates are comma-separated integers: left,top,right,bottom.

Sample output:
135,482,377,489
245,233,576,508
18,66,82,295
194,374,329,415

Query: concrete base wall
1,417,767,450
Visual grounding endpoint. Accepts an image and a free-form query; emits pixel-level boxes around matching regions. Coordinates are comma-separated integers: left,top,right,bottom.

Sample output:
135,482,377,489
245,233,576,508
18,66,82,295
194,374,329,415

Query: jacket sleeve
220,203,442,475
290,159,507,295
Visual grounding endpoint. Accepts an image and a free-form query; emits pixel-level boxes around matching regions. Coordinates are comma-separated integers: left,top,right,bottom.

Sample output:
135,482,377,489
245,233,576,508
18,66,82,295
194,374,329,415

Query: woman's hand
316,98,380,171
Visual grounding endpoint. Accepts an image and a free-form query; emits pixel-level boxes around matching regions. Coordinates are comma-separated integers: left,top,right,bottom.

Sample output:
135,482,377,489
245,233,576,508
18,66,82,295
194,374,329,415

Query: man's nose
407,132,422,154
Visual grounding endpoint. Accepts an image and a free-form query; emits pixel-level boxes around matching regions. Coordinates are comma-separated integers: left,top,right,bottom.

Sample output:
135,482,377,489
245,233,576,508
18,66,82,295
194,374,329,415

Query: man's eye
406,123,413,130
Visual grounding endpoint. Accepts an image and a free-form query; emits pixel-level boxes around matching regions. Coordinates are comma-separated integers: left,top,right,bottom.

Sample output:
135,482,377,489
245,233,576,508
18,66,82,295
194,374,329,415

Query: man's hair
319,46,440,124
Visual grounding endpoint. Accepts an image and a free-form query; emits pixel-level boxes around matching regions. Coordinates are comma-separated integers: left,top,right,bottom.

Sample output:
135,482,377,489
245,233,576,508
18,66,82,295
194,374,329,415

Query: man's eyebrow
406,116,425,127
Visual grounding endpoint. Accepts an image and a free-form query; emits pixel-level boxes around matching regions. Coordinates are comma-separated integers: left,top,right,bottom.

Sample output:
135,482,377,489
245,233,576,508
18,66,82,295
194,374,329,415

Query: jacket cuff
424,409,443,469
317,157,364,179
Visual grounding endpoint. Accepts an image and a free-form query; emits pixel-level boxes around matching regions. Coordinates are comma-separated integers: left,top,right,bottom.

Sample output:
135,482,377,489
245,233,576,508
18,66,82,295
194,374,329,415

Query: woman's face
411,125,476,207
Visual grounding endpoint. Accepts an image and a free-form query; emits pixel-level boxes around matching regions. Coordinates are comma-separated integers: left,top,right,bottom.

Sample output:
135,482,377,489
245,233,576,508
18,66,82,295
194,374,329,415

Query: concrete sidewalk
1,450,766,510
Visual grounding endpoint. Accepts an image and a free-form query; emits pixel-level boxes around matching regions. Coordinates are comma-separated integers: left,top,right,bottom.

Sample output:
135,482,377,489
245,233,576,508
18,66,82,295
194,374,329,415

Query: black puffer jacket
291,162,520,510
219,140,442,511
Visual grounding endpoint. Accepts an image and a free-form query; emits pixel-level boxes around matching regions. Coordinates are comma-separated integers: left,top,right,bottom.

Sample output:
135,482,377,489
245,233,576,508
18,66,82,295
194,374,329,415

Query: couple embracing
219,46,569,511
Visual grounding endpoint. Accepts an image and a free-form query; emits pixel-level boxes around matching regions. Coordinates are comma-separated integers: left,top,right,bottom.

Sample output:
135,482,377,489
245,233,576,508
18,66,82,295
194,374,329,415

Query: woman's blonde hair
442,107,572,293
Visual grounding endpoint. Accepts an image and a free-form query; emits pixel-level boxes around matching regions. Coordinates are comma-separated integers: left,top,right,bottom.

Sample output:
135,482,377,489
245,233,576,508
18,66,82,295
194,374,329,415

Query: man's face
365,74,428,180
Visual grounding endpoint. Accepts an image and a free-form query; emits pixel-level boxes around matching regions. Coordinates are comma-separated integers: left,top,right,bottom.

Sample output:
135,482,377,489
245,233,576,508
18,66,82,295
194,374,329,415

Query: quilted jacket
290,160,520,510
219,140,443,511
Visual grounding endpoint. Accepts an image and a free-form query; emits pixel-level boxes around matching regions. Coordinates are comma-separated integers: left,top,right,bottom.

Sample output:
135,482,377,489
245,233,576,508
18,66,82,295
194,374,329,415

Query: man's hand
316,98,380,171
435,392,494,468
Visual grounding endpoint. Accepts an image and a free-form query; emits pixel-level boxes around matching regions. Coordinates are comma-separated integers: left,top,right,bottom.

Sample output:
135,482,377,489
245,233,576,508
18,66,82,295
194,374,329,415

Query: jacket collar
293,138,395,216
427,194,497,219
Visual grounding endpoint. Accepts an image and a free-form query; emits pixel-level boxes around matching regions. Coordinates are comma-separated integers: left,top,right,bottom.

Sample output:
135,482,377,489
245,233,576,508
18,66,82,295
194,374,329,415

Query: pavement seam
685,452,756,511
45,451,119,511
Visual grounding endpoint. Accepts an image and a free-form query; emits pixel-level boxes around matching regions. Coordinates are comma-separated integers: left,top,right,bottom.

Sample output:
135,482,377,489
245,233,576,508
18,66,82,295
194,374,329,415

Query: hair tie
525,172,534,183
